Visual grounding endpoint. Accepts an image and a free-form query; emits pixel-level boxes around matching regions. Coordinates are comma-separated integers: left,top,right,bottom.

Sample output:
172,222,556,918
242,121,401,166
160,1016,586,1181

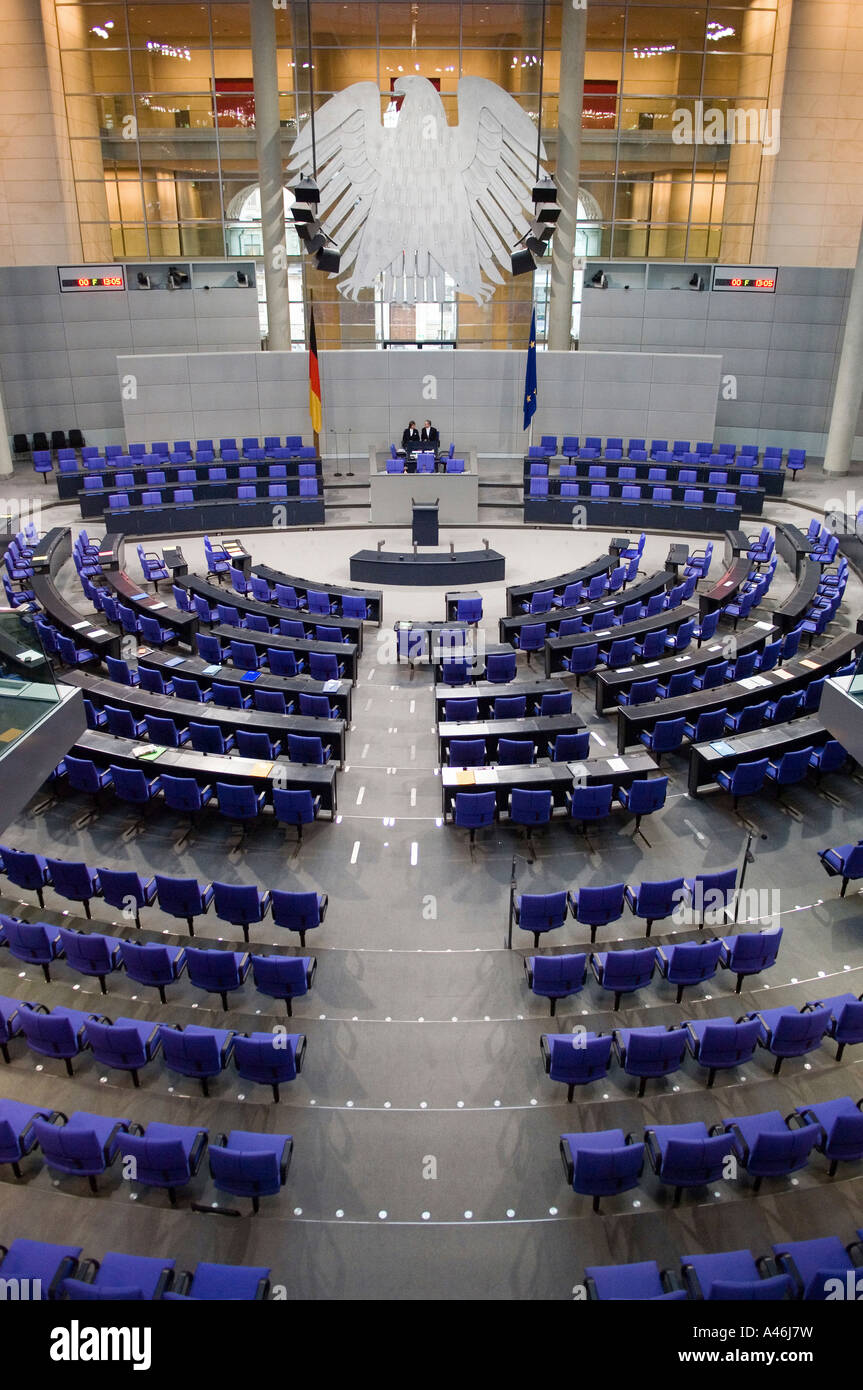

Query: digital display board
58,266,126,292
712,265,777,293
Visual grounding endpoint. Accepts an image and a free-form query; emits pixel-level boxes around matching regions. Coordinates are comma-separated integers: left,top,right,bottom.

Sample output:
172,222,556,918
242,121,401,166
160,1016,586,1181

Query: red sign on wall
215,79,255,128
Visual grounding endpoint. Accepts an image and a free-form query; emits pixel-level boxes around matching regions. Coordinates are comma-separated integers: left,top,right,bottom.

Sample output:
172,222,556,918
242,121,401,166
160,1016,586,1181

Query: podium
412,501,439,546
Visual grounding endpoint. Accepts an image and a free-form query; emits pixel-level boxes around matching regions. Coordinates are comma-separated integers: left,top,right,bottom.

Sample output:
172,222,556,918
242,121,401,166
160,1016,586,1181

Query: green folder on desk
133,744,166,761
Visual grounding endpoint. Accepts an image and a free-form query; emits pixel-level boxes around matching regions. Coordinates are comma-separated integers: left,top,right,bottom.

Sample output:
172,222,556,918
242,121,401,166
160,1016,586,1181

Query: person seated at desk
401,421,421,454
421,420,440,451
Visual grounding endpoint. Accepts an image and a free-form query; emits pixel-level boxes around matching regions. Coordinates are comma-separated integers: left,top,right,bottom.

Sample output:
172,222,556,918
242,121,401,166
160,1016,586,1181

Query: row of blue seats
207,563,372,620
0,919,315,1012
820,840,863,897
583,1231,863,1300
45,436,311,462
0,1237,272,1300
515,869,744,945
80,462,318,488
561,1096,863,1210
0,1100,294,1210
0,1002,304,1102
444,690,571,721
528,460,775,481
526,934,785,1015
106,481,321,511
0,851,327,941
385,456,465,473
529,479,756,508
450,781,668,840
104,655,339,718
82,703,335,766
542,996,860,1094
528,436,804,465
193,631,344,681
183,597,352,648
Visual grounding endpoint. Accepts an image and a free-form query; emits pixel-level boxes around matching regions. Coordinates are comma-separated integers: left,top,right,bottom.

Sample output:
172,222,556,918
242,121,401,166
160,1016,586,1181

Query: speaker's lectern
411,500,439,546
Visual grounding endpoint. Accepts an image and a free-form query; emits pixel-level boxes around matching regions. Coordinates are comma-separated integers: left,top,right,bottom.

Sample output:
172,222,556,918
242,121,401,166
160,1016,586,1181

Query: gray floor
0,457,862,1298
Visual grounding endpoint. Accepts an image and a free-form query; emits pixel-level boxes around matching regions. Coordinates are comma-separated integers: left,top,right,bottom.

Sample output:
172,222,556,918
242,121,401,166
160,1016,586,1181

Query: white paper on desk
617,666,634,673
739,674,770,689
567,762,588,778
150,601,167,610
87,627,109,637
643,662,659,669
607,757,629,772
473,767,499,784
755,620,774,630
71,620,88,630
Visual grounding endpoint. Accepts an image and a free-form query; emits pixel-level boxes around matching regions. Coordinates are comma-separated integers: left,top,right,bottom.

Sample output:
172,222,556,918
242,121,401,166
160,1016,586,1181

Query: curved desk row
594,619,779,715
523,456,785,497
688,714,829,795
499,569,674,641
544,603,699,676
29,526,121,660
349,548,505,587
57,457,322,501
101,495,325,538
210,623,359,684
526,479,764,517
75,729,338,815
523,497,742,533
770,558,821,634
437,713,585,763
177,575,365,654
505,550,620,616
101,568,197,646
252,564,383,626
136,650,353,721
617,630,863,755
434,678,564,723
440,749,660,820
63,670,348,766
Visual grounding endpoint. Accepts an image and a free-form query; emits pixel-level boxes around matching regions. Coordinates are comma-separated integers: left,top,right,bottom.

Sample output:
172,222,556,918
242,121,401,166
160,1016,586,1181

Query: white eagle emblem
289,74,548,305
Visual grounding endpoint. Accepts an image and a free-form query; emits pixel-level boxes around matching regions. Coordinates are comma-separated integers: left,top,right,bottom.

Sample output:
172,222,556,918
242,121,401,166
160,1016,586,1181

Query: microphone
330,426,342,478
346,426,354,477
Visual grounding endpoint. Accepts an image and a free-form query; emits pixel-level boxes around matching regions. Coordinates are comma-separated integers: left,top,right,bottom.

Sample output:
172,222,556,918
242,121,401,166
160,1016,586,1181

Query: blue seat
765,745,813,789
617,776,668,833
57,926,122,994
512,622,546,664
563,642,599,684
118,1121,208,1205
722,1110,818,1191
716,756,769,808
524,954,586,1016
84,1015,162,1087
802,990,863,1061
251,954,315,1017
453,790,497,844
497,737,535,765
638,716,686,760
764,689,801,724
0,995,29,1063
272,789,321,843
541,1032,613,1101
590,947,656,1010
683,1015,762,1087
230,639,265,670
186,947,251,1011
270,889,327,947
618,678,658,707
655,939,723,1003
809,739,846,782
583,1260,687,1301
568,882,625,943
110,765,163,816
656,670,694,700
567,783,613,828
2,915,63,981
679,1249,793,1301
521,588,553,614
119,940,187,1004
216,783,266,831
560,1129,645,1212
0,1099,58,1177
746,1004,832,1074
645,1121,734,1200
212,880,271,944
512,890,568,947
154,873,214,936
309,651,344,682
212,682,248,710
232,1032,306,1102
61,1249,177,1301
31,1110,132,1192
0,1238,84,1298
509,788,552,843
43,858,101,921
683,708,728,744
144,713,188,748
624,874,684,936
818,840,863,897
793,1096,863,1176
548,730,590,761
287,733,330,765
484,652,517,683
724,699,768,734
490,695,523,719
236,729,282,760
17,1003,98,1075
613,1025,688,1096
159,1024,236,1096
163,1260,271,1301
0,845,50,906
209,1130,293,1213
718,926,782,993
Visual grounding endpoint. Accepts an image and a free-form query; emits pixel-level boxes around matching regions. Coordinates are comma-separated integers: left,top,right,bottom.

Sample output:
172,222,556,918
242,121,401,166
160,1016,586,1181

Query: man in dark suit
421,420,440,450
401,420,421,453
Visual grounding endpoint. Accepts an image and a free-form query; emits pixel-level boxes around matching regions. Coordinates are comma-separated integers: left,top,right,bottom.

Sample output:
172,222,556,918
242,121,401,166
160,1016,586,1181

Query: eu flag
523,308,537,431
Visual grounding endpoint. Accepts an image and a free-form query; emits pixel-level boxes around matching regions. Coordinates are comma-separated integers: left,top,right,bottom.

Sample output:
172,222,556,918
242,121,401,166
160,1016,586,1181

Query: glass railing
845,649,863,706
0,607,63,754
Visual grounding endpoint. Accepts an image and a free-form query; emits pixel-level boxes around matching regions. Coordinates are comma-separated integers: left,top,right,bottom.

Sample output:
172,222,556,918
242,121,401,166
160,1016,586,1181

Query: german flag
308,307,322,436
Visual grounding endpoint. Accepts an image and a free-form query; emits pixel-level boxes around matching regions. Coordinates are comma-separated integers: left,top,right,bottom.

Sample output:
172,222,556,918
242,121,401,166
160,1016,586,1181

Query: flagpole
308,291,321,457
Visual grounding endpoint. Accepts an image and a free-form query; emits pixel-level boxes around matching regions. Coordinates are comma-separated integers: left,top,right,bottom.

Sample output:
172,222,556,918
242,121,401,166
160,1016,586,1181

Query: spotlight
535,203,561,226
296,219,322,244
306,231,328,256
166,266,188,289
236,270,250,287
315,246,341,274
291,203,317,227
292,177,320,205
590,270,608,288
532,178,558,204
136,272,150,289
689,272,705,290
511,247,537,276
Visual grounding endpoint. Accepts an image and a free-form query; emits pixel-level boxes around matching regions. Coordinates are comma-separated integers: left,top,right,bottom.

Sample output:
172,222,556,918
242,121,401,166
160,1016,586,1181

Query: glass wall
0,610,63,756
55,0,776,346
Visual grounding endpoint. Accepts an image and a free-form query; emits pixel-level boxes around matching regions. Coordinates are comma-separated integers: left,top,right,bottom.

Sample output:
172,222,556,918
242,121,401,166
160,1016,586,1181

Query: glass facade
55,0,777,347
0,610,64,757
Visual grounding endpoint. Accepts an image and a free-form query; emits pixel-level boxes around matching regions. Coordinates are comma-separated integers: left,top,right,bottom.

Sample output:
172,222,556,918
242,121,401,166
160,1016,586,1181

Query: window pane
127,4,210,47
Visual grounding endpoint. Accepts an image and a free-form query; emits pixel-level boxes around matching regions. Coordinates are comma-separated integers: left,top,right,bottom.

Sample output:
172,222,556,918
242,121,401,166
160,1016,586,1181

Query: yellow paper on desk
249,761,274,777
454,770,475,785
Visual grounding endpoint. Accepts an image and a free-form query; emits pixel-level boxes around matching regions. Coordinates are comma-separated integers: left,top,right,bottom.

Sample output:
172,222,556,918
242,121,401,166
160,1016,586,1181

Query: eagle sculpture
289,74,548,304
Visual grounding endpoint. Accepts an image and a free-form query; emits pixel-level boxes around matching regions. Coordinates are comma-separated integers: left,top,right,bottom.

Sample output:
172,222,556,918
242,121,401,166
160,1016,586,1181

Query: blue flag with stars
523,308,537,431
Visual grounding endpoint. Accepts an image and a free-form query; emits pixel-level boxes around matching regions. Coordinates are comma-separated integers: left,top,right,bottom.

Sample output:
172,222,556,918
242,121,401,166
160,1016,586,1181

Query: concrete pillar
824,220,863,476
0,381,13,479
250,0,291,350
547,0,587,351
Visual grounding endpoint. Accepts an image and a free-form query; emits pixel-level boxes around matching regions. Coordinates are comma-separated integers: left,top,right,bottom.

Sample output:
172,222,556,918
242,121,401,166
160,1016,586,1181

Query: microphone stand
346,425,354,477
331,427,342,478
